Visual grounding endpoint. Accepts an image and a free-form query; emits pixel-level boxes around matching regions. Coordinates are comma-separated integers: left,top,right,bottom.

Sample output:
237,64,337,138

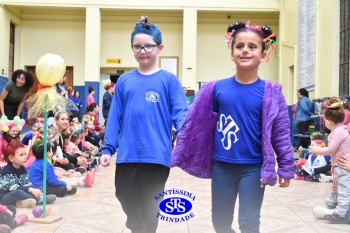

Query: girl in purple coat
172,21,294,233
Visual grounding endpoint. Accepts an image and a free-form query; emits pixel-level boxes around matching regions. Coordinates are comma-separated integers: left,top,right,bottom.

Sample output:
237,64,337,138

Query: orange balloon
44,206,51,216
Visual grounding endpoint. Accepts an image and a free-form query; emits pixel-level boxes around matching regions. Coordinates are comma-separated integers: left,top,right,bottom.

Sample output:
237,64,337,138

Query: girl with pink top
309,97,350,224
342,100,350,125
86,86,95,106
0,123,21,168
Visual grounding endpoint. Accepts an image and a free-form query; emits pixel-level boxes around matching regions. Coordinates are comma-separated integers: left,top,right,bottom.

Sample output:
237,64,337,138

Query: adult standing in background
0,69,34,120
102,80,115,127
296,88,313,148
86,86,95,106
183,87,192,105
291,104,299,151
73,91,83,121
55,75,68,98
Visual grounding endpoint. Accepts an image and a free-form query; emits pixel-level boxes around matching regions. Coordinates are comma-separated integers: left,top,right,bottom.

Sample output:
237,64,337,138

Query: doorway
25,66,74,125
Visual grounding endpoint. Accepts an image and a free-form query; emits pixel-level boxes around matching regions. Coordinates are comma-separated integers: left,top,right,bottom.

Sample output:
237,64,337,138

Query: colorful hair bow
323,98,342,108
0,116,26,133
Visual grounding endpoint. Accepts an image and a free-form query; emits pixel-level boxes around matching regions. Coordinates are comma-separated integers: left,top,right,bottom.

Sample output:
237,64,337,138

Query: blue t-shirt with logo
213,76,265,164
102,69,188,167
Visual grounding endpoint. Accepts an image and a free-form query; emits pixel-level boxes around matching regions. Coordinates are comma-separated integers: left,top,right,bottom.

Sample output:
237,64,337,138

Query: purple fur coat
171,80,295,186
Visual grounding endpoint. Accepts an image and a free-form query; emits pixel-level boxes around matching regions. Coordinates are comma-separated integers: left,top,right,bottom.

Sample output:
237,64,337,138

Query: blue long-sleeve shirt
28,159,67,187
102,69,188,167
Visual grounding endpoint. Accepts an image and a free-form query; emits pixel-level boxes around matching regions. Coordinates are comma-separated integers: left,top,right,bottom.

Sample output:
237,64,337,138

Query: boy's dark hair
3,140,25,163
32,140,52,159
85,103,97,113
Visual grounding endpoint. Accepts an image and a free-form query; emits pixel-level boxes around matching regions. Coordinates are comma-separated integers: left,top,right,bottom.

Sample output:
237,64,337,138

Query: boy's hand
298,146,303,152
100,154,111,167
0,161,6,169
29,188,43,198
308,146,315,155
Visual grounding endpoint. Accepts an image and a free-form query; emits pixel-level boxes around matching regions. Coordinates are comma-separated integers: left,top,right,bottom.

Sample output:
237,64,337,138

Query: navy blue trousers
212,161,265,233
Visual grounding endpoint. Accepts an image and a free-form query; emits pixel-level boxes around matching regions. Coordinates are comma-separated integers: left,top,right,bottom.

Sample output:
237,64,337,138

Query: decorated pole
26,53,77,219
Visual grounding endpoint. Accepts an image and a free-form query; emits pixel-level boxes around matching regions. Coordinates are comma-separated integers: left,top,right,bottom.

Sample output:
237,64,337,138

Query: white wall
100,21,183,77
197,22,279,84
21,21,86,85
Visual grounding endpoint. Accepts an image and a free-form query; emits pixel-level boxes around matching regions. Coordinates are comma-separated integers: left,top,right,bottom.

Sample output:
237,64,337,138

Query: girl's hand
66,184,72,191
278,177,291,188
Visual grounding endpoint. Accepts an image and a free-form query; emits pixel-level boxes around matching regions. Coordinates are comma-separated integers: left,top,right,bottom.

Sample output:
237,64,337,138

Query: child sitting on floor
28,135,77,197
295,139,331,182
21,120,43,145
0,204,28,231
51,140,94,187
0,140,56,207
83,116,101,148
66,132,93,162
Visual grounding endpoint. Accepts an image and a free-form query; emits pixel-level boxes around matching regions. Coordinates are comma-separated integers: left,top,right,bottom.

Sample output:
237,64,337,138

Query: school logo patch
145,91,160,102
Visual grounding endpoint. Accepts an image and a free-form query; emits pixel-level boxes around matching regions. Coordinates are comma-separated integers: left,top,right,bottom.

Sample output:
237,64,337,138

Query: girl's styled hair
11,69,35,88
88,85,94,93
323,97,345,124
225,21,277,62
298,88,309,98
3,140,26,163
131,16,162,45
70,132,80,143
62,132,71,143
2,124,20,143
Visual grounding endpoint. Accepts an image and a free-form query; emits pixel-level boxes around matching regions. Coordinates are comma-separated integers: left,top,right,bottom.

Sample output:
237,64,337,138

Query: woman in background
296,88,313,149
0,70,34,120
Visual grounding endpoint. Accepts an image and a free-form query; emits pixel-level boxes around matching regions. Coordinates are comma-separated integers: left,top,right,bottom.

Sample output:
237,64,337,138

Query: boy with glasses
100,16,188,233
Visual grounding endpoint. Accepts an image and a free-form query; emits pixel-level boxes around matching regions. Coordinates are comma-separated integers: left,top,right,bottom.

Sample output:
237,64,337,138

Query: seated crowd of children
294,132,332,182
0,114,103,231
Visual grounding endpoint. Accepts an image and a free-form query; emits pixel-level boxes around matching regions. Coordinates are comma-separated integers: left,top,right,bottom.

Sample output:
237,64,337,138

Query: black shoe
46,194,57,204
67,187,77,195
324,213,346,224
75,167,87,174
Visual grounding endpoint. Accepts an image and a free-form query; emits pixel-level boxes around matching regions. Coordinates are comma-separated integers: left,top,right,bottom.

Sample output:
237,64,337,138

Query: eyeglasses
131,44,158,52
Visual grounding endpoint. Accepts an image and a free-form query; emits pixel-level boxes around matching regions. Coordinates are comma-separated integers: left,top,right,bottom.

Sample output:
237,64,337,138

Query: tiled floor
12,156,350,233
